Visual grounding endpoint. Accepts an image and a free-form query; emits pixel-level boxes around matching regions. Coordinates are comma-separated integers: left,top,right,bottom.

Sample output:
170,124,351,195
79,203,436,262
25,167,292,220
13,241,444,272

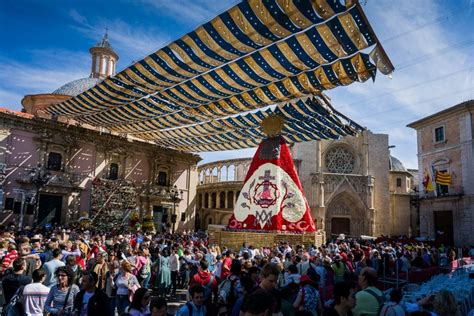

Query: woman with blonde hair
432,290,461,316
115,260,140,315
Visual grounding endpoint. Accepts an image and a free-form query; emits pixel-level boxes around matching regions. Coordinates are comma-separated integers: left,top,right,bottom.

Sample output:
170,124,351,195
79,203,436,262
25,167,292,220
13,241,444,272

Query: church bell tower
89,30,119,79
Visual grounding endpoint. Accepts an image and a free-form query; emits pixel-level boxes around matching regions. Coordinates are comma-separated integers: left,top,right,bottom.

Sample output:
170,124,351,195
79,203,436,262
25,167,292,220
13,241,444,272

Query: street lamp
169,185,183,234
29,164,51,227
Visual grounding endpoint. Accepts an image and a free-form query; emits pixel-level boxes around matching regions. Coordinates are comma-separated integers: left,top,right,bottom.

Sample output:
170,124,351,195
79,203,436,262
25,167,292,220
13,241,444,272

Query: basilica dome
52,77,102,97
389,155,407,171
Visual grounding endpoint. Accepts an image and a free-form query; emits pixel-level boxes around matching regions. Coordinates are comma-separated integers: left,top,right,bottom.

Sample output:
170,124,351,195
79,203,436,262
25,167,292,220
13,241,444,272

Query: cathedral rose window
325,147,355,174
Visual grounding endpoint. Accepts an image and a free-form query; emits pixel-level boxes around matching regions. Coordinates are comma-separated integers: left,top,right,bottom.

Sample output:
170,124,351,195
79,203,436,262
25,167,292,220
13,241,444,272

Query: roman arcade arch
196,158,251,229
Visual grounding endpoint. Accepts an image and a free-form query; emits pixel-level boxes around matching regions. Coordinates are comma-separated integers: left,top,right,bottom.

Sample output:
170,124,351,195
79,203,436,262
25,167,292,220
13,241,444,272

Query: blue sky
0,0,473,168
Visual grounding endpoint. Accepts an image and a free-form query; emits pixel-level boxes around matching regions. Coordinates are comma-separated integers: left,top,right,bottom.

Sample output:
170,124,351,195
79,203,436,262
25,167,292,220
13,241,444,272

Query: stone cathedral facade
197,131,417,239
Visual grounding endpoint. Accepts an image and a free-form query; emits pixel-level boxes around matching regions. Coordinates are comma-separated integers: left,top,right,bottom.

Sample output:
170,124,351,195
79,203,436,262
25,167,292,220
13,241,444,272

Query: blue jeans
116,295,130,315
141,274,151,289
107,296,116,316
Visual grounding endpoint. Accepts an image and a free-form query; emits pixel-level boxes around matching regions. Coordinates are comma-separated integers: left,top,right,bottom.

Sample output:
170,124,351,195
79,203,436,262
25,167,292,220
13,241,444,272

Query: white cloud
326,0,473,168
0,50,90,109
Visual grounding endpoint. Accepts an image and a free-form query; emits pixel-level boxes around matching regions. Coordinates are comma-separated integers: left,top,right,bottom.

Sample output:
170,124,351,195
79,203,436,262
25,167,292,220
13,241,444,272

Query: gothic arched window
325,147,355,174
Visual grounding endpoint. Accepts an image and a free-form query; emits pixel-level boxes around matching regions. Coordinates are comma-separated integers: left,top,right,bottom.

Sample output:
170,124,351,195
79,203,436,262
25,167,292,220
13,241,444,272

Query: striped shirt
44,284,80,315
22,282,51,316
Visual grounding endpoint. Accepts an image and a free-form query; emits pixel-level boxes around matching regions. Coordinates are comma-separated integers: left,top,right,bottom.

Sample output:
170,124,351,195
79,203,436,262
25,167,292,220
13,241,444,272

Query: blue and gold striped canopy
46,0,393,152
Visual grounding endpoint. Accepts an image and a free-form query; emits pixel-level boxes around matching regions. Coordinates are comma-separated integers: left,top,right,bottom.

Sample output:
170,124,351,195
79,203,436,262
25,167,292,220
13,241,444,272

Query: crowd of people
0,226,472,316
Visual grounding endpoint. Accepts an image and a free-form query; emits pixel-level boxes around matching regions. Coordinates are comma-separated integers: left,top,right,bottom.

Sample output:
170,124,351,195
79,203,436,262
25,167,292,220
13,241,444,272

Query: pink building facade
0,108,200,231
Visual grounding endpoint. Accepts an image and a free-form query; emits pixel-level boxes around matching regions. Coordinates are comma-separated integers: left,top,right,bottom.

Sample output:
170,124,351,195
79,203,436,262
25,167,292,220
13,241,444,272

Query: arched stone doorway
325,192,369,237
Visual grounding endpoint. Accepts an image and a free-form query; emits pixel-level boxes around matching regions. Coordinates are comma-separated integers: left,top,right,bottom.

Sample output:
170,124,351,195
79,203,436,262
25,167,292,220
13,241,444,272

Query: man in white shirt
22,268,50,316
169,247,180,296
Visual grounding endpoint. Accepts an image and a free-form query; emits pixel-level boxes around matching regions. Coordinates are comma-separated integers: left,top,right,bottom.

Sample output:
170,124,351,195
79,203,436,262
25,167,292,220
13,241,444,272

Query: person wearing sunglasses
44,266,80,316
73,271,108,316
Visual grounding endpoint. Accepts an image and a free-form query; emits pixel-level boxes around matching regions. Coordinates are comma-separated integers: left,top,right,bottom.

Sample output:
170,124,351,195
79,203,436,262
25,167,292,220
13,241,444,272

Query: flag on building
422,170,434,191
435,170,452,186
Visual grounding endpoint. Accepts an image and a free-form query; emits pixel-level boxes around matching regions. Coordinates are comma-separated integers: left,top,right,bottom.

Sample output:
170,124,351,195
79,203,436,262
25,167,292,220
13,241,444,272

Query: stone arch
203,212,213,228
205,169,211,184
197,193,202,209
220,213,232,226
325,191,369,237
211,192,217,208
211,167,218,183
227,191,234,209
219,191,225,208
204,193,209,208
219,166,227,182
227,165,235,181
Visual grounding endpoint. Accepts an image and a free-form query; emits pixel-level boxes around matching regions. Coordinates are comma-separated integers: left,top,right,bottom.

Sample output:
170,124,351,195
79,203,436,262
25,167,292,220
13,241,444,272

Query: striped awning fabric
46,0,393,152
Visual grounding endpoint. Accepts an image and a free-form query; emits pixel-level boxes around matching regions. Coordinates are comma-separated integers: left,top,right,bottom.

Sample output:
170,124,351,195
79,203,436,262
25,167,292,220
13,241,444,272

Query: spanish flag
422,170,434,191
435,170,452,186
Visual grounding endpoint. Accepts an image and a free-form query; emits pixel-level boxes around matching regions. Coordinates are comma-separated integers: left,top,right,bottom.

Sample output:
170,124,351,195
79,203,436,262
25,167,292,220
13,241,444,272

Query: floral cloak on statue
228,136,315,233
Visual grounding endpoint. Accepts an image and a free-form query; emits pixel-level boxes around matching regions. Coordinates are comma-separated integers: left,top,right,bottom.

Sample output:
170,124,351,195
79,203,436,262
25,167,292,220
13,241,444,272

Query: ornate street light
169,185,183,234
29,164,51,227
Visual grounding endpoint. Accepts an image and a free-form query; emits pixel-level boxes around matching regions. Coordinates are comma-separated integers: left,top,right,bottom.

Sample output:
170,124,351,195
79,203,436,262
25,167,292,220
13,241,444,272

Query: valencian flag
227,136,316,233
422,170,434,191
435,170,452,186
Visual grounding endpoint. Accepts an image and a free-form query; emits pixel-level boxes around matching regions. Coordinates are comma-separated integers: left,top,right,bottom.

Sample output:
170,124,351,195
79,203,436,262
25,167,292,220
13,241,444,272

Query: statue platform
208,226,325,249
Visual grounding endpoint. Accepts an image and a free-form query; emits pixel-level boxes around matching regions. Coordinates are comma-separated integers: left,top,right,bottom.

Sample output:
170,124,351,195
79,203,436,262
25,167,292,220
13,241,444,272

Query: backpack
202,275,214,301
139,258,151,279
364,288,384,315
2,286,24,316
217,276,237,303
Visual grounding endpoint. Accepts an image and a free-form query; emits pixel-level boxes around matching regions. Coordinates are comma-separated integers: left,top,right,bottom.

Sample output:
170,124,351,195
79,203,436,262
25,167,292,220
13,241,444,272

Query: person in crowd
323,281,355,316
2,257,32,304
22,268,50,316
293,275,322,316
93,251,108,290
432,290,461,316
115,260,140,315
44,266,80,316
177,284,207,316
66,254,82,286
105,260,120,316
190,259,218,312
352,267,383,316
221,250,234,280
150,297,167,316
331,255,347,283
43,248,66,288
156,248,171,296
379,288,405,316
241,288,275,316
128,288,152,316
169,246,180,295
73,271,108,315
138,247,152,289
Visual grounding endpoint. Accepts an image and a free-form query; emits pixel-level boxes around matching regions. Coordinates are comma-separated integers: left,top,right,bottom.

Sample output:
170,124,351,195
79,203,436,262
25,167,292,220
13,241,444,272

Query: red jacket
190,270,218,301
